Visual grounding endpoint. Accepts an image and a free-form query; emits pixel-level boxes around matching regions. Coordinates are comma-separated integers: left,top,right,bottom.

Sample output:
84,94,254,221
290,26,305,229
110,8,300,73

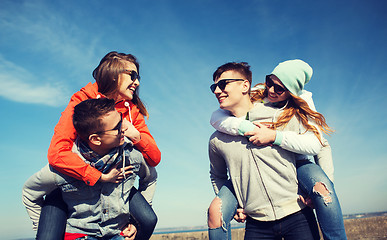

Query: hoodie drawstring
121,101,132,179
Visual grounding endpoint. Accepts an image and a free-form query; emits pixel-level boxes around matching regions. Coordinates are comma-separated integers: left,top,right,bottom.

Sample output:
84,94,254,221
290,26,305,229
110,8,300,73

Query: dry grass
150,216,387,240
344,216,387,240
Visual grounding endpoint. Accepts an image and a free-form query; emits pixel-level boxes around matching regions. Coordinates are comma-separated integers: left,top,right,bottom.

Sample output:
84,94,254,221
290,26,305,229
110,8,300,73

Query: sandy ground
150,216,387,240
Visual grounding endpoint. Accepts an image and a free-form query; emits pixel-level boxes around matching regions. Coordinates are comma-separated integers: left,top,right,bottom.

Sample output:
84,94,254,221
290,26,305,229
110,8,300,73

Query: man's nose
214,85,222,94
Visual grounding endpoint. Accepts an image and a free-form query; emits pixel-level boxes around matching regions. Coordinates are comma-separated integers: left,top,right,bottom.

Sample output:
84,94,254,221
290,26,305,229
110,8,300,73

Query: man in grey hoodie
208,62,320,239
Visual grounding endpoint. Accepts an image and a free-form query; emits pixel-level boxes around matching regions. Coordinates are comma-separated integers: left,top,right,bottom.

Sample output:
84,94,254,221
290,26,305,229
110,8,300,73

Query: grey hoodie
209,101,305,221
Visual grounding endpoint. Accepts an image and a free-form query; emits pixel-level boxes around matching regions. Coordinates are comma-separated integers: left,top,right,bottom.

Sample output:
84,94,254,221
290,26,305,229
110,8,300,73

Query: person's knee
136,209,157,232
313,182,332,205
207,197,222,228
147,211,158,229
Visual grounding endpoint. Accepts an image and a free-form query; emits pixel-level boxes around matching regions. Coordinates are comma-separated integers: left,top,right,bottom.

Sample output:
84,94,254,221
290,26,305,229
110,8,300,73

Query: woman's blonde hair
251,83,333,143
92,51,148,118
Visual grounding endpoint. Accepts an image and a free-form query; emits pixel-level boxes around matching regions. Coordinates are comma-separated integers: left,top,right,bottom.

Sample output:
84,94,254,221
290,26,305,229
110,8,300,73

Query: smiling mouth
268,93,277,98
217,95,227,103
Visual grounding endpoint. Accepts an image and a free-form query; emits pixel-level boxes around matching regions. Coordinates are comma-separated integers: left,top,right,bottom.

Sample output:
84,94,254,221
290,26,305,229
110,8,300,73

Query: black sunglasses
123,70,140,81
210,79,245,93
95,113,123,135
265,75,286,95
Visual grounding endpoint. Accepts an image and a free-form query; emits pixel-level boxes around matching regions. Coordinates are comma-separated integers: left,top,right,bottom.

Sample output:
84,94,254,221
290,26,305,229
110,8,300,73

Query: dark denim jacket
55,140,149,237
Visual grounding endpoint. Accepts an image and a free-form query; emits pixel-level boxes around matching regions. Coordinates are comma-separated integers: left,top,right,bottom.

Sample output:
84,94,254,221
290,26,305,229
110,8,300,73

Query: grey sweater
209,101,305,221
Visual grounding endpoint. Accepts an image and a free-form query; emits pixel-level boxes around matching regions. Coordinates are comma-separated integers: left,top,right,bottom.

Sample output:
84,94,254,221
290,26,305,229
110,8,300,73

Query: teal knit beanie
270,59,313,96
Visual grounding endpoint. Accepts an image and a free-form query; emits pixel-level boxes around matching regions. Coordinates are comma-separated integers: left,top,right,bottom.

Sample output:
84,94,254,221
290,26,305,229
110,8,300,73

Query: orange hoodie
47,82,161,186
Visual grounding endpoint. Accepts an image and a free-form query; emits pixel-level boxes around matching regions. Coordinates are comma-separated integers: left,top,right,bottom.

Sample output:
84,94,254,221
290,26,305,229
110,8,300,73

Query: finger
115,176,124,183
299,195,307,205
119,165,134,170
116,165,135,172
117,171,134,178
244,132,253,137
122,225,136,238
128,224,137,235
124,171,134,176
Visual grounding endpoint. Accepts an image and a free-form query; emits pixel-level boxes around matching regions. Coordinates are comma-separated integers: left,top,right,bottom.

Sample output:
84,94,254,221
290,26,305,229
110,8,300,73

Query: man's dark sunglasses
123,70,140,81
210,79,245,93
265,75,286,95
95,113,123,135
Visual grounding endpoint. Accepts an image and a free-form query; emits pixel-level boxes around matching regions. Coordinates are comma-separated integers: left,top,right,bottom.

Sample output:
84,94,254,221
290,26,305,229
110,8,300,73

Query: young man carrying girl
23,98,157,240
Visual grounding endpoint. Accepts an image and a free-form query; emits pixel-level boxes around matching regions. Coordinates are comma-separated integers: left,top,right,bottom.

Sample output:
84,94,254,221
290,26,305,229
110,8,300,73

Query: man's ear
89,134,102,146
242,80,251,94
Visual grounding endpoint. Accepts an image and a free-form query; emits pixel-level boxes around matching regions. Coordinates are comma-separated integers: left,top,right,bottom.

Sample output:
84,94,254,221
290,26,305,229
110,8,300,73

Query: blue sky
1,0,386,239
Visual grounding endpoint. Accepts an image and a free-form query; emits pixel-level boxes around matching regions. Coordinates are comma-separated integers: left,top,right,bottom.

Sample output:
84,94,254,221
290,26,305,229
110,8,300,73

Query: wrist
273,131,283,145
99,174,108,183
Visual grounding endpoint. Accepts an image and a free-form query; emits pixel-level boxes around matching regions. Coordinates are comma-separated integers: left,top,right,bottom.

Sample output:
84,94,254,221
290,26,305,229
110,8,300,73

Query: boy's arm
209,138,228,194
22,164,58,230
137,160,158,205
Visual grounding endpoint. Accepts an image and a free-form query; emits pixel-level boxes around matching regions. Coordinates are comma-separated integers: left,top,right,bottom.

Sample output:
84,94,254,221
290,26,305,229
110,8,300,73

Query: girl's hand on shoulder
244,122,276,146
123,119,141,143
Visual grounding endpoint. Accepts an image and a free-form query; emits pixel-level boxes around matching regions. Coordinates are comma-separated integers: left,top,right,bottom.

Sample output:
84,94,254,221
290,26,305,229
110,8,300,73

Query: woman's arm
210,108,255,136
130,103,161,167
48,93,102,186
274,130,322,155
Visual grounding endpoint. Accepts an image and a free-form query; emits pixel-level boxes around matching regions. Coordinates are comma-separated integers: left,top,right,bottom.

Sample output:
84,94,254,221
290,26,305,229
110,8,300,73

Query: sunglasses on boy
210,79,245,93
123,70,141,81
265,75,286,95
95,113,123,135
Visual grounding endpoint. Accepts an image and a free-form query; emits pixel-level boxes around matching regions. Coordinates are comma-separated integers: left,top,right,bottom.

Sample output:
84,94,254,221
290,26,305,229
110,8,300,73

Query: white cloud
0,56,69,107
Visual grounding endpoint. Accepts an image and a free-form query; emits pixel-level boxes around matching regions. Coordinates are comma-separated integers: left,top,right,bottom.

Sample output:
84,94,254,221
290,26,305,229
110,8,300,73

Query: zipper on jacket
249,145,277,219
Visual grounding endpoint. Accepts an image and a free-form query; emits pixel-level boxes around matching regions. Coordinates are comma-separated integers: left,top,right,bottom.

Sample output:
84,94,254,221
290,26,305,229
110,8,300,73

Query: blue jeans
297,160,347,240
128,187,158,240
208,181,238,240
36,188,157,240
244,208,320,240
36,188,67,240
208,160,346,240
75,235,125,240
